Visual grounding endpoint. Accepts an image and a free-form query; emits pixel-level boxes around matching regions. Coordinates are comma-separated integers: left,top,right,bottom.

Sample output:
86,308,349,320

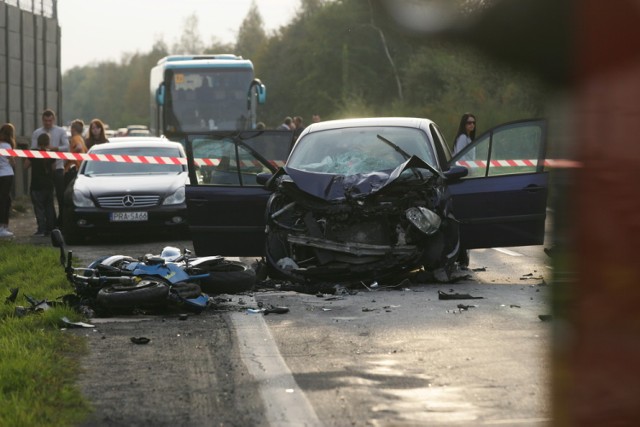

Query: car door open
185,131,294,256
447,119,549,249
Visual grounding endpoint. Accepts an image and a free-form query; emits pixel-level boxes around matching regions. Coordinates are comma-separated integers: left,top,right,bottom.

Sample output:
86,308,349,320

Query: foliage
61,0,552,147
235,1,267,60
173,14,205,54
0,242,91,426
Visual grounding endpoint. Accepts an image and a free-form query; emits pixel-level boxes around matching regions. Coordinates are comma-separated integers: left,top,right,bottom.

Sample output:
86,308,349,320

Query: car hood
284,156,440,201
74,173,188,196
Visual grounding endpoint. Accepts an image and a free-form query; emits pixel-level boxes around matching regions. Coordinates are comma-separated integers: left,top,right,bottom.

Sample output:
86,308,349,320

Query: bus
149,55,266,139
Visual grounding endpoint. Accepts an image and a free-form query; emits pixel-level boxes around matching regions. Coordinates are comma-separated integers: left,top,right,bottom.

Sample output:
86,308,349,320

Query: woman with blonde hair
0,123,16,238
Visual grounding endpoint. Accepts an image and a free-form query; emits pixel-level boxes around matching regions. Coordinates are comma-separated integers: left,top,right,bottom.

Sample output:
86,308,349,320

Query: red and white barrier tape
0,148,287,168
455,159,582,168
1,148,577,169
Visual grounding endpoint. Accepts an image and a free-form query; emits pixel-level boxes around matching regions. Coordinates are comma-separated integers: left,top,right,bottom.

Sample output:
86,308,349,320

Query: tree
235,1,267,59
173,14,205,54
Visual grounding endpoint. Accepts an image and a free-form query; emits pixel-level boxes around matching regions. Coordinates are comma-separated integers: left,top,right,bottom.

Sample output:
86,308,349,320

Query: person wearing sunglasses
453,112,477,160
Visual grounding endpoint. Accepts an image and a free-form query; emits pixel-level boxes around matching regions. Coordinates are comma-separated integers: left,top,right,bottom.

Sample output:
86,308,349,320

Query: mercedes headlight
406,207,442,235
73,192,95,208
163,187,185,205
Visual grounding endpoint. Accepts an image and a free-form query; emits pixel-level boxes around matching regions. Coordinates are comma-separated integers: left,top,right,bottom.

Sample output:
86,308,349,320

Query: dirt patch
5,195,47,245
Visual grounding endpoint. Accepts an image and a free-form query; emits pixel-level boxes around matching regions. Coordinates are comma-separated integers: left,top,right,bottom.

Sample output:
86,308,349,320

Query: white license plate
110,211,148,222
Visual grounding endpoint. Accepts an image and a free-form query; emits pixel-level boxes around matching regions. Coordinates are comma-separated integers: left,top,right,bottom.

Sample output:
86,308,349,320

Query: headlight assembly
163,187,185,205
72,192,95,208
406,206,442,235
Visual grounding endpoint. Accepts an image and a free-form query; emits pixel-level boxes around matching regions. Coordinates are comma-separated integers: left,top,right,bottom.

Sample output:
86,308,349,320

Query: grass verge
0,241,92,426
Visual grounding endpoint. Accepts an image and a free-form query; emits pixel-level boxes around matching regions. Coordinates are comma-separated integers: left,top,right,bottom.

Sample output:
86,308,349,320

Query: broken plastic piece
277,257,299,270
5,287,18,304
264,306,289,315
438,290,484,300
60,316,95,328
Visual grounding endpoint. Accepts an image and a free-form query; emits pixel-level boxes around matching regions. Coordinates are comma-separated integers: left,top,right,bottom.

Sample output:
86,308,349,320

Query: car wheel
197,260,256,294
96,279,170,310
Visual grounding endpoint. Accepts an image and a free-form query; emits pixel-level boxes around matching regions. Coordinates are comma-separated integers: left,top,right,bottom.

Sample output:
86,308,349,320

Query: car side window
190,131,293,187
453,121,545,178
237,145,272,185
487,124,543,177
193,139,239,185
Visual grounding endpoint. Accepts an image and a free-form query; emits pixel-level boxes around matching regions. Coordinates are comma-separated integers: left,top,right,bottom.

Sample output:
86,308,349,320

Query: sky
57,0,300,72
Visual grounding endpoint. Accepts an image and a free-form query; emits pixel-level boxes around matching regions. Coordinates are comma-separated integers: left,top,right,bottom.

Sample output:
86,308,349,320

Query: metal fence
0,0,55,18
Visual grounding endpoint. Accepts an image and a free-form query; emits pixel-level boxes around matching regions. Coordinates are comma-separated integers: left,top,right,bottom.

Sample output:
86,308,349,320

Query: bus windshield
168,68,253,132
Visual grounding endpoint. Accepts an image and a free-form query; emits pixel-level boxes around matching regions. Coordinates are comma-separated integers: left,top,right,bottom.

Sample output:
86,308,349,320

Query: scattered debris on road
438,290,484,300
60,316,95,328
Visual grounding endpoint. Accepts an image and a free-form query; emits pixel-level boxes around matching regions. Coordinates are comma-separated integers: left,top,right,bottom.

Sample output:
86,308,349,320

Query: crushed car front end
265,156,460,284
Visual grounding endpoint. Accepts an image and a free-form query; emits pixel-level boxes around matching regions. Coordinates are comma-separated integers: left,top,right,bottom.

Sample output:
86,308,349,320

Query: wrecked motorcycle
51,229,255,315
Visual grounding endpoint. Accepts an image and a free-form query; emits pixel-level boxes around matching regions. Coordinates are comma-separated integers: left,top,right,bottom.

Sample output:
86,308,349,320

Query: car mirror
444,165,468,181
256,172,272,186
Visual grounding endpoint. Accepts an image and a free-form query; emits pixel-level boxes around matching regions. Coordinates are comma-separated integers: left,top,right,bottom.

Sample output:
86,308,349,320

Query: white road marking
230,302,322,427
492,247,524,257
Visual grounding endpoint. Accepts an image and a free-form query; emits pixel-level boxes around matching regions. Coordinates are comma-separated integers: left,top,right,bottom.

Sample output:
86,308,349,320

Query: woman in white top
0,123,16,238
453,113,477,160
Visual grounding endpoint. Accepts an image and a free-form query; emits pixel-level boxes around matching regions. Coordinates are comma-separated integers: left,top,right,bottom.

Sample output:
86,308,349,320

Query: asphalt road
65,236,551,426
10,203,553,425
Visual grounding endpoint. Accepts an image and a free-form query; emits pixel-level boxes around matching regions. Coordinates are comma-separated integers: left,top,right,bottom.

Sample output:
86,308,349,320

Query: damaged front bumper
287,234,418,257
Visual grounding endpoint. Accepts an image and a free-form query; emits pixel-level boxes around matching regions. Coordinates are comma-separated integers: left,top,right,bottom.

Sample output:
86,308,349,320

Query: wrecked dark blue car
185,117,549,284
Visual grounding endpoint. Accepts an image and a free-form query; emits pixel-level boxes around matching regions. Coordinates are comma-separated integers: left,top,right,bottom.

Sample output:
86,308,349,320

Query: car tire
197,260,256,294
96,279,170,310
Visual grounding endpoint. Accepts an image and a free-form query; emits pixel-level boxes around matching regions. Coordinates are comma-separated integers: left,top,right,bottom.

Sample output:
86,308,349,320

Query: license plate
110,211,148,222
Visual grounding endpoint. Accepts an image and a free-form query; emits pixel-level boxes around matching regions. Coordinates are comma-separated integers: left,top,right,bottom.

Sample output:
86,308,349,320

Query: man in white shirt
31,109,69,224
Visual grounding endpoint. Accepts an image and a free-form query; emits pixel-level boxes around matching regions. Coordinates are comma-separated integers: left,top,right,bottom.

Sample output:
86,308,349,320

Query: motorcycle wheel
197,260,256,294
96,279,170,310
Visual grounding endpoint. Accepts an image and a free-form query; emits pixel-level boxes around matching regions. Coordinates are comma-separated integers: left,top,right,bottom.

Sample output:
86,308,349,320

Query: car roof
302,117,436,134
88,137,184,152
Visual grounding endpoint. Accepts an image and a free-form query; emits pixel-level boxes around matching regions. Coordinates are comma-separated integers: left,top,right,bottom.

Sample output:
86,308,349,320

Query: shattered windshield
287,126,436,175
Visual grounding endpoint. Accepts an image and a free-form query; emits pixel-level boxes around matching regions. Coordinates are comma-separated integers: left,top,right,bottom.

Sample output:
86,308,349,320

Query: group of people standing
0,109,110,239
274,114,322,139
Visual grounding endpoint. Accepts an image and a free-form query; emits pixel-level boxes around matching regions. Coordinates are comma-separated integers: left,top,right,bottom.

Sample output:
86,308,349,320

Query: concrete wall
1,1,61,195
